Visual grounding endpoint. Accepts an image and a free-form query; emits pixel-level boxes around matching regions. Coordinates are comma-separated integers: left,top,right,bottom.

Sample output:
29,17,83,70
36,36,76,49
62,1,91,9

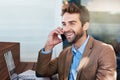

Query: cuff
41,48,52,54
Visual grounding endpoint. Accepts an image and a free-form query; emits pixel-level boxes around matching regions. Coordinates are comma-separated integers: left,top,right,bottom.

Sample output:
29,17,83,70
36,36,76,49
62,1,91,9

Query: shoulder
88,36,115,55
91,37,115,58
94,39,114,51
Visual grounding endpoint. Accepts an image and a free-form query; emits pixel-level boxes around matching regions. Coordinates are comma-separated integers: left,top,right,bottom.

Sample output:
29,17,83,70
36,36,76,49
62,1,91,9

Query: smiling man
36,2,116,80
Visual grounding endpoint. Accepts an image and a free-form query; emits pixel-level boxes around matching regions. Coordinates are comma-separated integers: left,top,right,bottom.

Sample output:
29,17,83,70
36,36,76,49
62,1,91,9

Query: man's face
62,12,84,44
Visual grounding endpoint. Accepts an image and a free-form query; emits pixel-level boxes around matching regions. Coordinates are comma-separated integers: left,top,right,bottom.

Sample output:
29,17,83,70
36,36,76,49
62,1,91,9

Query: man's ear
83,22,89,30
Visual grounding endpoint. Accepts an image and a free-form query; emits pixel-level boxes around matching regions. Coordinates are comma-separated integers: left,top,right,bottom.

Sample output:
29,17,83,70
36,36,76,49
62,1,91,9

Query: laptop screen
4,50,17,80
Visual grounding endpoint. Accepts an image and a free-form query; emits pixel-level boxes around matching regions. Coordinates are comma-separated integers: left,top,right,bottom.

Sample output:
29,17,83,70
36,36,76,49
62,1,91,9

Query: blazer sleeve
96,45,117,80
35,50,58,77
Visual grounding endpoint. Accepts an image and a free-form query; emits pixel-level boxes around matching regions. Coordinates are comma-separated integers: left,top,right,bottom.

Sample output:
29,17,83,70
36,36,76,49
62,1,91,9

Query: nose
63,25,71,32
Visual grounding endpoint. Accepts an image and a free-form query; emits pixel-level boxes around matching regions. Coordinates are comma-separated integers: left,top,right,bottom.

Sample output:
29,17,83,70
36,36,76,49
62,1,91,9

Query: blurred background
0,0,120,62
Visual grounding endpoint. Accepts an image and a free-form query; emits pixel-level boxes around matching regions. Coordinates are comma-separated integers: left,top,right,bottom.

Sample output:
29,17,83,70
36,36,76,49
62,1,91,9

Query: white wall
0,0,62,62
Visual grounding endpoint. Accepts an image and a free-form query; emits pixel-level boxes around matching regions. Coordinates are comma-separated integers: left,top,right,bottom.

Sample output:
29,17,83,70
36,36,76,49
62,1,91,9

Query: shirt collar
72,35,90,55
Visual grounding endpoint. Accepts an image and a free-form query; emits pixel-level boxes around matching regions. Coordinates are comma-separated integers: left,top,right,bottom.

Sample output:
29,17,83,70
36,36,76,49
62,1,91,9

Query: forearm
36,50,57,77
36,50,52,76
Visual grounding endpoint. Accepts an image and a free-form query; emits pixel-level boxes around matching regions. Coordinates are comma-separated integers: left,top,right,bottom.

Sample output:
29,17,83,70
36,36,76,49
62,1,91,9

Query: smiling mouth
65,32,73,38
67,34,72,37
64,30,75,38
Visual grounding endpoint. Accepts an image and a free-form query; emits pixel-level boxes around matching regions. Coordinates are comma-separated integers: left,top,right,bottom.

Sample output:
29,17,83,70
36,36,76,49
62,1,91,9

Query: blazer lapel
77,37,94,79
64,48,73,80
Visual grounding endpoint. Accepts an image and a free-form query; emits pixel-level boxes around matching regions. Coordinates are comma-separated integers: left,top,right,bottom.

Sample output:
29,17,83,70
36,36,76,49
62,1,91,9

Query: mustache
63,30,75,35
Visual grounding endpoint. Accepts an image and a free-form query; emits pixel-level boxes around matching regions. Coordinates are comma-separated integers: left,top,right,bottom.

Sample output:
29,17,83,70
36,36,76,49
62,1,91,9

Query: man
36,3,116,80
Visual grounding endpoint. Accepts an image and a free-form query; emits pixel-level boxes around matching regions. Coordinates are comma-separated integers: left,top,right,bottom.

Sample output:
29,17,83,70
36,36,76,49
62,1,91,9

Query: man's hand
44,27,64,51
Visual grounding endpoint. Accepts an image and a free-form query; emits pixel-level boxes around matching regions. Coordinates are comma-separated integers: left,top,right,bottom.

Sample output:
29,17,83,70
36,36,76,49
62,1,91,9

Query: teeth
66,33,72,36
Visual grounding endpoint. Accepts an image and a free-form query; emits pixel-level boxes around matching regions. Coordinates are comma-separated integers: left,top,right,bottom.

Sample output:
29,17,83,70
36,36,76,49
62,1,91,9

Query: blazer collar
63,36,95,79
76,36,94,79
64,48,73,80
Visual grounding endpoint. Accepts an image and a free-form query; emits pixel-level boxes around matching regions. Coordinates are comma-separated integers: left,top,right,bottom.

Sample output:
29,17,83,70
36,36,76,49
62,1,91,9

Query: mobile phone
61,34,72,49
61,34,71,48
61,34,66,41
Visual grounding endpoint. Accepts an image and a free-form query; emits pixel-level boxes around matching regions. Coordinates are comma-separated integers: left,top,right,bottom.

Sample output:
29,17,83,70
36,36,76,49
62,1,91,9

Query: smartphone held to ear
61,34,66,41
61,34,71,49
58,34,66,41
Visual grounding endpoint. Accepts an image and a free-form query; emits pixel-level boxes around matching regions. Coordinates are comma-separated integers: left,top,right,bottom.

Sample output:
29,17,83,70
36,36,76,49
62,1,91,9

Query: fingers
55,27,64,35
49,27,64,37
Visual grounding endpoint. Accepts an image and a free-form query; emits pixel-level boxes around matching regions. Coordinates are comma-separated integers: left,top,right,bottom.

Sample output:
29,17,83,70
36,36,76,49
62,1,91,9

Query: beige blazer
36,36,116,80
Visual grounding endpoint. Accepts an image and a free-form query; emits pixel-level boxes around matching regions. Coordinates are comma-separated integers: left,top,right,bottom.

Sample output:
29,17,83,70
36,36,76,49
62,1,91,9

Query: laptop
4,50,50,80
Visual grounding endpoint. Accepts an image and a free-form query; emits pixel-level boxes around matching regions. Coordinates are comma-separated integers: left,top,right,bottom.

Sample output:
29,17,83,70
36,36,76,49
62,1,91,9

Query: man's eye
71,22,75,25
62,24,66,27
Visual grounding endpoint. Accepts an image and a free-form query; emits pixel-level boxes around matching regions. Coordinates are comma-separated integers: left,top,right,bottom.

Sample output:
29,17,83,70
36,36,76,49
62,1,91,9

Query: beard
65,29,84,44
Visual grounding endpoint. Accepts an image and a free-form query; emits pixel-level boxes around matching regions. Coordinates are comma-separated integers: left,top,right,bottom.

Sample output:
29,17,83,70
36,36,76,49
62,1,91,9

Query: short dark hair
62,3,89,26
